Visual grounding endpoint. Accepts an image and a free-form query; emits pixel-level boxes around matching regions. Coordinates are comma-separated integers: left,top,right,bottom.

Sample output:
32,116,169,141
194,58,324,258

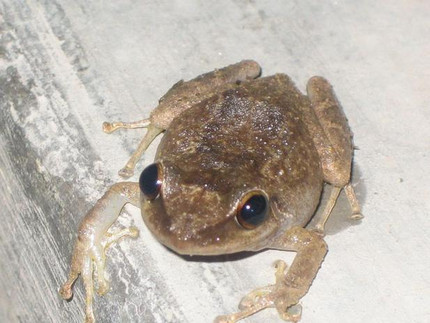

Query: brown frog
59,60,362,322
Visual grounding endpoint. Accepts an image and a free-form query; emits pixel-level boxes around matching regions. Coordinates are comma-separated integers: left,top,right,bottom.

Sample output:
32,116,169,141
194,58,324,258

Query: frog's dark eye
139,163,163,200
236,191,268,229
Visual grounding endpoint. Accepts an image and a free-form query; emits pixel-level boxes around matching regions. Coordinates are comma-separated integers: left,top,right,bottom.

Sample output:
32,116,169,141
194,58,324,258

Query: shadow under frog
59,60,363,323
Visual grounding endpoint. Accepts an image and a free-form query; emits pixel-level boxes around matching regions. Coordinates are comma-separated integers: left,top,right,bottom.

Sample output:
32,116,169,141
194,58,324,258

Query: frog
59,60,362,323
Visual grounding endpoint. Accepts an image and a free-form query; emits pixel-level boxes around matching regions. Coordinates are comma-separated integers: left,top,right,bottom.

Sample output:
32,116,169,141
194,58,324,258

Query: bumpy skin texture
60,60,361,323
143,75,324,255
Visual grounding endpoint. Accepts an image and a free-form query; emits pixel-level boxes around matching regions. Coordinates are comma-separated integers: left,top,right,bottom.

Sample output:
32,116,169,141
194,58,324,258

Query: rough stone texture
0,1,429,322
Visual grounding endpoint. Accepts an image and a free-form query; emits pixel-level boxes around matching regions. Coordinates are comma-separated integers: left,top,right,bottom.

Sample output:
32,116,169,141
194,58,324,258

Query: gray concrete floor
0,1,429,322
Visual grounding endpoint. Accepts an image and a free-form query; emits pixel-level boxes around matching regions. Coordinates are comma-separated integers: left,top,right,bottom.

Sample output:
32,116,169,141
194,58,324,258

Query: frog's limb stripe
215,227,327,323
102,118,151,133
59,182,140,323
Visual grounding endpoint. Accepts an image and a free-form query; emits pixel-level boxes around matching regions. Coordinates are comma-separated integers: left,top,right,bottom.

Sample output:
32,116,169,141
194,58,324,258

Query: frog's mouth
140,193,280,256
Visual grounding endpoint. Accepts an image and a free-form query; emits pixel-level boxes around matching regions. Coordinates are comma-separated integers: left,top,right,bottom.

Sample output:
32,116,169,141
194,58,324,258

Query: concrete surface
0,1,429,322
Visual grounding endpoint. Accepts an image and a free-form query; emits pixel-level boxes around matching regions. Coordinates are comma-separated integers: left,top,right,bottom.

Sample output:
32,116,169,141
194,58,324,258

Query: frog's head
139,161,282,256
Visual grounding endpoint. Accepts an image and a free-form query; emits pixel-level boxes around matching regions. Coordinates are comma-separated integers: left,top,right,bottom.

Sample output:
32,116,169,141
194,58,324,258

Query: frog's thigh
306,76,353,187
159,60,261,105
152,60,261,128
305,77,362,232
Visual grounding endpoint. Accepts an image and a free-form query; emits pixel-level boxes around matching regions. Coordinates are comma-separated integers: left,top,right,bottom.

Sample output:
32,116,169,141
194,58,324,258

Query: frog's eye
139,163,163,200
236,191,268,229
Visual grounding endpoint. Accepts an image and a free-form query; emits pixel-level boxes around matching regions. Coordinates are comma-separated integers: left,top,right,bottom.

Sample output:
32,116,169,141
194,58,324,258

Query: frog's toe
238,286,274,310
59,262,81,300
213,314,237,323
237,260,288,310
118,167,134,178
85,311,95,323
129,226,139,238
102,121,115,133
276,302,302,322
59,284,73,300
96,280,110,296
351,211,364,220
213,315,234,323
273,260,288,279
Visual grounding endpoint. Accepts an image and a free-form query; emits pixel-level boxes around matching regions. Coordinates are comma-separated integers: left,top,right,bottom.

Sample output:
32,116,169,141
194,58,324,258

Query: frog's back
157,74,323,227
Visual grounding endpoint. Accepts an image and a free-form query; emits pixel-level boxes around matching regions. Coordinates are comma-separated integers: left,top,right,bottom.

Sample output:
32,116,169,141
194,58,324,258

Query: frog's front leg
215,227,327,323
103,60,261,178
59,182,140,323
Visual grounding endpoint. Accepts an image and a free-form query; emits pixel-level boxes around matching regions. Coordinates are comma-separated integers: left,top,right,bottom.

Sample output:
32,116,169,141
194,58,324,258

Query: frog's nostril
139,163,163,200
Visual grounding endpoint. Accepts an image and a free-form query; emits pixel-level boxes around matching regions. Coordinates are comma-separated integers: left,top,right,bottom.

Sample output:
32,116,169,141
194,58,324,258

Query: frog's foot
59,239,100,323
344,183,364,220
238,260,286,309
91,227,139,296
310,182,363,235
59,278,74,300
60,182,140,322
214,296,273,323
215,260,302,323
102,118,151,133
214,289,301,323
238,285,274,310
103,118,163,178
102,226,139,250
60,227,139,321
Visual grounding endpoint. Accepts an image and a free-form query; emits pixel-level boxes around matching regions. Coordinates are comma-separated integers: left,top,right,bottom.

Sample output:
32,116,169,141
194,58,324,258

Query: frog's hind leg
103,119,164,178
306,76,363,234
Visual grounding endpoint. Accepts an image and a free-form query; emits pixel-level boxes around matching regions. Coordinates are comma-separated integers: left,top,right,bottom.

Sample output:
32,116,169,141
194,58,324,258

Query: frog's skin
59,60,362,323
